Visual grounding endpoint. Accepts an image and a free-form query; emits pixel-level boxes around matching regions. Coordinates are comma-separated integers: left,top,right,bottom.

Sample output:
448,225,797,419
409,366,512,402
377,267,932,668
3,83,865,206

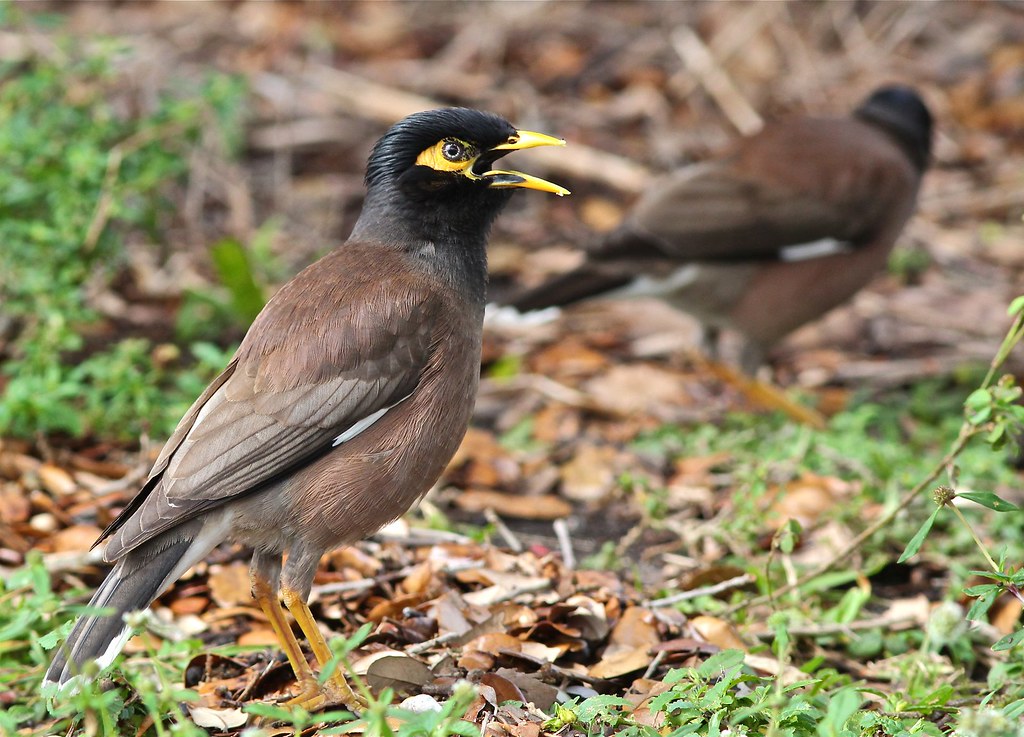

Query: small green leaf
898,505,942,563
1007,295,1024,317
958,491,1020,512
965,586,998,622
993,628,1024,651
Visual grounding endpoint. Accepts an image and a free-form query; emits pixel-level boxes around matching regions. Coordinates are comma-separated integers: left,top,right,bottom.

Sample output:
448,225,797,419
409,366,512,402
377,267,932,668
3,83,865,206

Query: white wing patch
612,264,701,299
332,397,409,447
780,238,851,262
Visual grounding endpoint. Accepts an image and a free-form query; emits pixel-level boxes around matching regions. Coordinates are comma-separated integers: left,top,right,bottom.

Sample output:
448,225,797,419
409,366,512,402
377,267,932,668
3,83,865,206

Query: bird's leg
281,585,367,711
249,561,317,686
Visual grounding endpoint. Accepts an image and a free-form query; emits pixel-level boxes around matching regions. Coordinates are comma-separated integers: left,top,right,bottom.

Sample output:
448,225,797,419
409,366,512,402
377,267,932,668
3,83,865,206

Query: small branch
553,518,576,570
484,508,523,553
750,614,918,640
670,26,763,136
83,121,190,253
646,574,755,608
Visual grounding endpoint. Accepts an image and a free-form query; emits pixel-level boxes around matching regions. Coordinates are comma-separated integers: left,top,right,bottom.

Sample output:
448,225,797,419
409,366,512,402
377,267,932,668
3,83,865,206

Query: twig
478,374,629,418
670,26,763,136
484,508,523,553
83,121,190,253
642,650,667,680
553,518,575,570
406,630,466,656
750,614,918,640
646,574,755,608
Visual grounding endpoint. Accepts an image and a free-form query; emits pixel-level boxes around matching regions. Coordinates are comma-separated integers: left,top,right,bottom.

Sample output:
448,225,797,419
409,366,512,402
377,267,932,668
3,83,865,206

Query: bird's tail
44,522,208,687
508,265,632,313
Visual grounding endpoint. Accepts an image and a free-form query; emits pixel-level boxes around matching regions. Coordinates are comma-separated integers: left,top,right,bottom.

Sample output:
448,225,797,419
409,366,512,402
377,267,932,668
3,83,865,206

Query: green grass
0,7,247,441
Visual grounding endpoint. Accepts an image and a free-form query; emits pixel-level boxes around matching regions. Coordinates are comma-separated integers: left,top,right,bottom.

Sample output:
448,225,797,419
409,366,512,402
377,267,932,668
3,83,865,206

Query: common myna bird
508,86,932,374
44,108,568,709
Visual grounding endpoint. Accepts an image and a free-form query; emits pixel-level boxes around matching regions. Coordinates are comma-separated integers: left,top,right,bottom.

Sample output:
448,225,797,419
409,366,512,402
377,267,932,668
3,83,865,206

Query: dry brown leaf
48,524,102,553
479,672,526,705
991,597,1023,635
169,596,208,616
207,562,252,608
401,561,435,595
366,592,426,622
494,667,559,711
365,654,433,695
583,363,687,415
588,606,659,679
187,706,247,730
559,444,617,503
0,483,30,524
530,338,609,378
238,628,279,647
37,463,77,496
690,615,747,651
767,472,855,527
455,489,571,520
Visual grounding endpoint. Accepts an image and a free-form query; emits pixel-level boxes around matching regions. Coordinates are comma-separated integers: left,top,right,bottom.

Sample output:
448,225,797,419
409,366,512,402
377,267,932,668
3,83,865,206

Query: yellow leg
251,570,315,684
282,586,367,710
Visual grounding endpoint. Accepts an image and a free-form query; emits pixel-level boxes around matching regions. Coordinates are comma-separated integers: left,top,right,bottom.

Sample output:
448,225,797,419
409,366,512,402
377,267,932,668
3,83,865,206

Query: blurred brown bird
507,85,933,374
45,108,568,709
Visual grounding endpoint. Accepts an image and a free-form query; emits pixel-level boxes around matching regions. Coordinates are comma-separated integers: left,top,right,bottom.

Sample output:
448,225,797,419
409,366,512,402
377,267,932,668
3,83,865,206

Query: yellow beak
476,129,570,196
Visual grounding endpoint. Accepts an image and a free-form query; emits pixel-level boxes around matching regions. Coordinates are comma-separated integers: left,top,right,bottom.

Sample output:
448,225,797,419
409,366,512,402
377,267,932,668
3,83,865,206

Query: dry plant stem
646,573,755,608
484,508,524,553
751,614,917,639
553,518,576,570
83,121,190,253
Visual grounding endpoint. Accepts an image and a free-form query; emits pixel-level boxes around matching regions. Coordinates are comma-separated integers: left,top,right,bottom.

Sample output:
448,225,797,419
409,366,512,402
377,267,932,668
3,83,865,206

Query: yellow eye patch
415,137,479,173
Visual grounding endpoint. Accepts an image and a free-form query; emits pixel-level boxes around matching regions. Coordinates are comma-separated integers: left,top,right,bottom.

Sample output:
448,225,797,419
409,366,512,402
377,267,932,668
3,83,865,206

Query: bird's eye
441,139,465,161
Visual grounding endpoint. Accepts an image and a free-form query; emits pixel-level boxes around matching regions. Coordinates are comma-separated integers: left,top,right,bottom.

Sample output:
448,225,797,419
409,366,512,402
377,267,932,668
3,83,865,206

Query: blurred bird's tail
44,522,208,688
507,265,632,313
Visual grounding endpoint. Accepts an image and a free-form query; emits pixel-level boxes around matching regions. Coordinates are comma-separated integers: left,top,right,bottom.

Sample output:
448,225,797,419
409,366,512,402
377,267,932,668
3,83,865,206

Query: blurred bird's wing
595,162,883,264
98,246,443,559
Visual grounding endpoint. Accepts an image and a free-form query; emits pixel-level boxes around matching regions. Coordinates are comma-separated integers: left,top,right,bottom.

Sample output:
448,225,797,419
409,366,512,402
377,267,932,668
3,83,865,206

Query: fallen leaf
0,483,30,523
456,489,572,520
238,628,279,647
559,444,617,503
495,667,559,710
37,463,78,496
48,524,102,553
187,706,247,730
207,562,251,608
169,596,208,616
365,654,433,695
690,615,747,651
588,607,659,679
479,672,526,705
584,363,687,416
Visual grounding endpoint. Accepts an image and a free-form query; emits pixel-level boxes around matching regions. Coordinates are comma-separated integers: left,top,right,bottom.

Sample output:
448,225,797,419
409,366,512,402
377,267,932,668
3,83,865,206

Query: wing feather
101,246,441,560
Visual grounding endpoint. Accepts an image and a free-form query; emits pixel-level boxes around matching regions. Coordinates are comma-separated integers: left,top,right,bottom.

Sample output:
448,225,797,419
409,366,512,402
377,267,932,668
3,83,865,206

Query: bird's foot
285,674,368,713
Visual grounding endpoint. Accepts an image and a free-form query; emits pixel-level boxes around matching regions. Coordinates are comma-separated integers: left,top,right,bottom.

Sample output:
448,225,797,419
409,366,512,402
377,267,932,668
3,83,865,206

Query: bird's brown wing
100,246,442,560
596,162,882,264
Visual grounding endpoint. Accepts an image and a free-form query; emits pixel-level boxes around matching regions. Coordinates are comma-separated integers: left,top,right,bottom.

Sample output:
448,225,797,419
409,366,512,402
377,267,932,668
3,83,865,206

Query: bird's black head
854,85,933,171
353,108,568,303
358,108,567,238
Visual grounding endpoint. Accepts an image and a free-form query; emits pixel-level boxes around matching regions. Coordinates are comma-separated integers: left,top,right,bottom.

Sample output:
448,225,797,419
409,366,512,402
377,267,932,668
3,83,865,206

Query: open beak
475,129,570,196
